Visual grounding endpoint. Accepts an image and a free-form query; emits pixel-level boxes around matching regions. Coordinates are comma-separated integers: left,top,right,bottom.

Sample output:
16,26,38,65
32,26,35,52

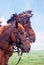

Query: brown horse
6,10,36,65
7,10,36,43
0,22,31,65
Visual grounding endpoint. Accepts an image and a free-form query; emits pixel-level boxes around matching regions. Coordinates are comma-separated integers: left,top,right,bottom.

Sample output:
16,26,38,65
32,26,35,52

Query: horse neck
0,25,13,38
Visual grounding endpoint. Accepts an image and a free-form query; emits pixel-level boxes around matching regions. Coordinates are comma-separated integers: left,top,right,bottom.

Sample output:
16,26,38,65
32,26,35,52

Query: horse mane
18,10,33,18
7,13,18,23
7,10,33,23
7,10,32,29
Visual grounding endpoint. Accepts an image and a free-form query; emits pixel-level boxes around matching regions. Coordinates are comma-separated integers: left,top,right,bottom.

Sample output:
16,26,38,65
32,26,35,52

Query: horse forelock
7,14,18,24
18,10,33,18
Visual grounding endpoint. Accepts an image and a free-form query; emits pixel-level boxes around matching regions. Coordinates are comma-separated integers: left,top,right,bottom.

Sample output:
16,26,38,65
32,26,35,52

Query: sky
0,0,44,50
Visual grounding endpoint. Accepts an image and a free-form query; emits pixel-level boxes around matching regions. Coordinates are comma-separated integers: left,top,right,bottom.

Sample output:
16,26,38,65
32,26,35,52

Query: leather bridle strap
15,48,23,65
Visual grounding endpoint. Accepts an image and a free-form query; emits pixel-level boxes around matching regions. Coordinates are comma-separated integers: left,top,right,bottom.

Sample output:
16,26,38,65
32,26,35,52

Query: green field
8,50,44,65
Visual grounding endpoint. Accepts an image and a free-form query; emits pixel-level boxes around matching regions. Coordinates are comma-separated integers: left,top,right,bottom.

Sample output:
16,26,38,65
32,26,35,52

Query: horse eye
20,31,24,34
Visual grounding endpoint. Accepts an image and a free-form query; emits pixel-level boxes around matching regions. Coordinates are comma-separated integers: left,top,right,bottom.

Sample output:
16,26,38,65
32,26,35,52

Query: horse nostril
29,48,30,50
27,48,30,52
33,39,36,42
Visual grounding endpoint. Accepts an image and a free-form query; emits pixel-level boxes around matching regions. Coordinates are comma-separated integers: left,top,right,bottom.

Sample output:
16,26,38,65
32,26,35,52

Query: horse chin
22,48,30,53
23,50,29,53
21,45,30,53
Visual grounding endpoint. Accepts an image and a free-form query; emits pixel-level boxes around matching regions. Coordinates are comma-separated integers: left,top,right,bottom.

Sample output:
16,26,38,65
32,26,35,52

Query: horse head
23,22,36,43
7,10,36,43
18,11,36,43
10,21,31,52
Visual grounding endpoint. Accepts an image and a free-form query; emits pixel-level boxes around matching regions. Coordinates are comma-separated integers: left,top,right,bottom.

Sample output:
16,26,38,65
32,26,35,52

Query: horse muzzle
21,45,30,53
29,35,36,43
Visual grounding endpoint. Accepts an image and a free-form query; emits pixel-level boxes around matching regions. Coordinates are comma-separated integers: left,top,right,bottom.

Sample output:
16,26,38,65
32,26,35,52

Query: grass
8,50,44,65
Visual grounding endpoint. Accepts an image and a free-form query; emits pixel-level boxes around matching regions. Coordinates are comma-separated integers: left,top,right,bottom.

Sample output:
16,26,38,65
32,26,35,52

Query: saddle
0,24,10,35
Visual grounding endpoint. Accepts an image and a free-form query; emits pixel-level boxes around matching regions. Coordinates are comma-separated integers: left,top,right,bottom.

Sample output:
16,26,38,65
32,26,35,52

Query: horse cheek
11,32,16,43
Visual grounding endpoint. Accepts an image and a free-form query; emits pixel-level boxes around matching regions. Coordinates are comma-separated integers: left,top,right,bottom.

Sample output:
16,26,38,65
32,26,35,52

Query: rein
15,48,23,65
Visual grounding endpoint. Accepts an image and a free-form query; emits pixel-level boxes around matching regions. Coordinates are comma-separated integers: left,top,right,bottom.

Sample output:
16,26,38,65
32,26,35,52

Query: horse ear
15,21,18,28
18,23,25,31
